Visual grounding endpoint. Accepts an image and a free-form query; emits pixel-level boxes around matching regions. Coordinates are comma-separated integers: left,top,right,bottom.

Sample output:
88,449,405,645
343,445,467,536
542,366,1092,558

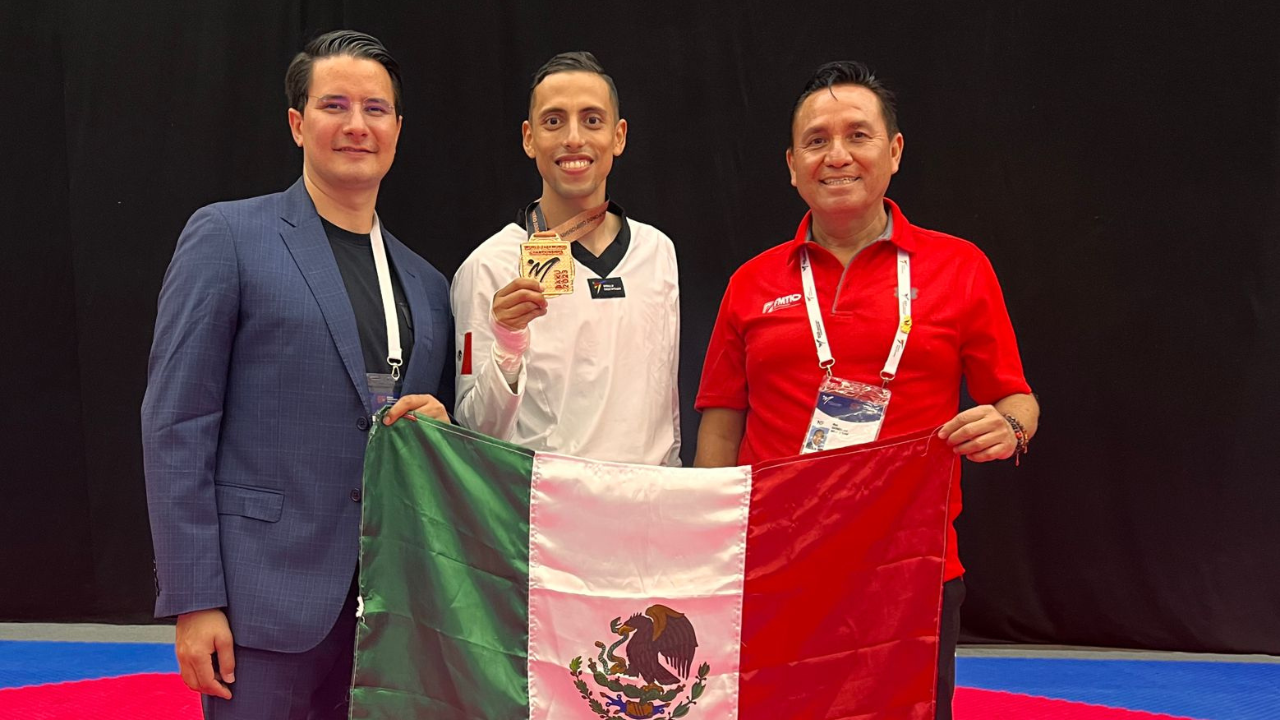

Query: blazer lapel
278,180,369,409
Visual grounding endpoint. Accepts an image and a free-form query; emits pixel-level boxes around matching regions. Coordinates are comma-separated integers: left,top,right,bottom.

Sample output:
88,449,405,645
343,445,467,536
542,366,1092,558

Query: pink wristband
490,311,528,375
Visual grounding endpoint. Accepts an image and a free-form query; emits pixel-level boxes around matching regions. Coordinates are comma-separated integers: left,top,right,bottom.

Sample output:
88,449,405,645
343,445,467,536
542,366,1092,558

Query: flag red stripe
740,429,954,719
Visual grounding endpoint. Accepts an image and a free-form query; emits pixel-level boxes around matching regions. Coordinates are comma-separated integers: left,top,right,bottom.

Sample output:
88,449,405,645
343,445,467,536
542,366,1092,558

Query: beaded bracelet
1003,414,1030,466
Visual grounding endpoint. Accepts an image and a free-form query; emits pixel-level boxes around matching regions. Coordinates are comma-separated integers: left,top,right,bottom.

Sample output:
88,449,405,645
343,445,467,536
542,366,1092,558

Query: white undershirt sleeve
451,253,526,441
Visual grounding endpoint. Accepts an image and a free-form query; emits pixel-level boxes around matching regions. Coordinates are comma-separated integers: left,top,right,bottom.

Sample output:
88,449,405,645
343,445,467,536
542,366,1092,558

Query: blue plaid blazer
141,178,453,652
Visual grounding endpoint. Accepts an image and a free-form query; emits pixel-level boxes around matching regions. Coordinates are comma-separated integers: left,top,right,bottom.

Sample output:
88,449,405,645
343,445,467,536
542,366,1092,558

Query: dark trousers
204,577,358,720
936,576,966,720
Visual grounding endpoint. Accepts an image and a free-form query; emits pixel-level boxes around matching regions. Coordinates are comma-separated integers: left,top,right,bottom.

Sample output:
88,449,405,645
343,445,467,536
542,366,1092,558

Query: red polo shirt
696,199,1031,580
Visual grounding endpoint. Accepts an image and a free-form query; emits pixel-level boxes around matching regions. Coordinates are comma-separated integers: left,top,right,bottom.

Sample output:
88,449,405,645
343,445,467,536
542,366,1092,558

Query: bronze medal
520,232,575,296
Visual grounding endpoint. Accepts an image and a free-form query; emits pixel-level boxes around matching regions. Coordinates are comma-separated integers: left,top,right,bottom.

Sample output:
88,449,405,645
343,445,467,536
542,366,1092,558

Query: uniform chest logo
762,293,802,314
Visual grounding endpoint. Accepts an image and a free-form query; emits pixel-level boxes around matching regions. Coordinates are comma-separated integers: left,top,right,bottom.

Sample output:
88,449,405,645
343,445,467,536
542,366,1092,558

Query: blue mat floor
0,641,176,689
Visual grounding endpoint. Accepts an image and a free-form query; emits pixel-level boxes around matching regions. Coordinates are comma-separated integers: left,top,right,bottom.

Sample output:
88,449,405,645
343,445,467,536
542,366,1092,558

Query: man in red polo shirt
694,61,1039,719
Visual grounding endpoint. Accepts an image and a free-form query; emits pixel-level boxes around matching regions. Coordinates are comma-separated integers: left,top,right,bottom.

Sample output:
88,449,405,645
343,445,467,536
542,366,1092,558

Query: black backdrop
4,0,1279,655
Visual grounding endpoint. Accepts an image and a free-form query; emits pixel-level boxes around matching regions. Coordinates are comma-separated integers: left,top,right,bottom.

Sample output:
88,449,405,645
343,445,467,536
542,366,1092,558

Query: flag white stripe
528,453,752,719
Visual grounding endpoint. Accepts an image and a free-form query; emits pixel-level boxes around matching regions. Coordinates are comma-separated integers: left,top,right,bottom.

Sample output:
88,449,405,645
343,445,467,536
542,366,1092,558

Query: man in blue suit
142,30,450,719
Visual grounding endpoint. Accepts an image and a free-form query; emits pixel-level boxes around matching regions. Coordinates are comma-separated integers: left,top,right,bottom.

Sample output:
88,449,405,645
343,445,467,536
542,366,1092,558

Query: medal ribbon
526,200,610,242
800,246,912,384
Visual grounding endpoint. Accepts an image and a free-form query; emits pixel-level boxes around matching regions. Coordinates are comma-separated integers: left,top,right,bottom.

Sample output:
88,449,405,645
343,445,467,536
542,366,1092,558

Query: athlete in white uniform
451,51,681,465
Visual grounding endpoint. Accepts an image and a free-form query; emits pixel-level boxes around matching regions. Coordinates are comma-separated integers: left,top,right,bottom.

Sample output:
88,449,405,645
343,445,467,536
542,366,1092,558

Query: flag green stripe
354,416,534,719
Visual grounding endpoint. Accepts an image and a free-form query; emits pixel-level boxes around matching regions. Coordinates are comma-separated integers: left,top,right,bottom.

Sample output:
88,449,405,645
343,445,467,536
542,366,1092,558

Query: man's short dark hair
529,51,620,118
790,61,898,145
285,30,403,116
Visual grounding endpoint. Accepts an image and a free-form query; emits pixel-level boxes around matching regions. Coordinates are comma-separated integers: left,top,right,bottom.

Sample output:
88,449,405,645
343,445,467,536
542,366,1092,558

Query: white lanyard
369,215,403,380
800,245,912,384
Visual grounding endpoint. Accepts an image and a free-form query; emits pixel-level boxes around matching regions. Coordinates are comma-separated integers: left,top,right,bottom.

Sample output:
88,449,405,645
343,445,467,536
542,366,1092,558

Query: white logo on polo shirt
763,293,803,314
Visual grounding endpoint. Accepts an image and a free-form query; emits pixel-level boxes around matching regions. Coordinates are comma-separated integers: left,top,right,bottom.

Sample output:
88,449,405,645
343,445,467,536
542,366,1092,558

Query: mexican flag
351,416,954,720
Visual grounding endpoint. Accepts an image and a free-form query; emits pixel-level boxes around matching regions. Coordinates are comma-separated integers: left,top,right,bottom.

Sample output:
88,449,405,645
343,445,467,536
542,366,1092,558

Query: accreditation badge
366,372,400,412
520,232,575,296
800,375,892,454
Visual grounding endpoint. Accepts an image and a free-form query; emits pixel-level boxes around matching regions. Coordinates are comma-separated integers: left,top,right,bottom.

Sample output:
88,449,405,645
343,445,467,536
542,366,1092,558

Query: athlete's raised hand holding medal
493,277,548,332
492,200,610,333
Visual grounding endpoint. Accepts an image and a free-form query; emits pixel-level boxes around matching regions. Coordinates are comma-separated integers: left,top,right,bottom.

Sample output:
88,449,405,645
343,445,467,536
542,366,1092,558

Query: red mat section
0,674,1206,719
0,673,200,719
955,687,1203,719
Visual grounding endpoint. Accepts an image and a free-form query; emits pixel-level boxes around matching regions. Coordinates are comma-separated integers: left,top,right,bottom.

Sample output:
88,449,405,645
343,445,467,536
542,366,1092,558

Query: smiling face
522,71,627,208
786,84,902,222
288,55,402,196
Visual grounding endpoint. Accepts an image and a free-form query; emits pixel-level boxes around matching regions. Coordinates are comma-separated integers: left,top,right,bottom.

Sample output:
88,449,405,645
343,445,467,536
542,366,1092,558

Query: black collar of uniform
517,200,630,278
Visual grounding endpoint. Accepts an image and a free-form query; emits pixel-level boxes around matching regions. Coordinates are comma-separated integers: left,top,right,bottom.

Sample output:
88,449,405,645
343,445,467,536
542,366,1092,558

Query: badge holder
801,374,890,454
367,362,401,412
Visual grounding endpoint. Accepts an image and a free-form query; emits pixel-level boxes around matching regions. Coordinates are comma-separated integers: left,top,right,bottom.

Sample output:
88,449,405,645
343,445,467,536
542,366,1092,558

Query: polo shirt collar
787,198,917,261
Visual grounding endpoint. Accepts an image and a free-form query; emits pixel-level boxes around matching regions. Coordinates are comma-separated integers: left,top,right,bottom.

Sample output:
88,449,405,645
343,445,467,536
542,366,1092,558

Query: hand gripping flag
351,416,954,719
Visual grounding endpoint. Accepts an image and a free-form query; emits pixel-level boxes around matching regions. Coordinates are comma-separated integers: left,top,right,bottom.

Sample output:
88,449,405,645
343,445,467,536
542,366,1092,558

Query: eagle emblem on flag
567,604,711,718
